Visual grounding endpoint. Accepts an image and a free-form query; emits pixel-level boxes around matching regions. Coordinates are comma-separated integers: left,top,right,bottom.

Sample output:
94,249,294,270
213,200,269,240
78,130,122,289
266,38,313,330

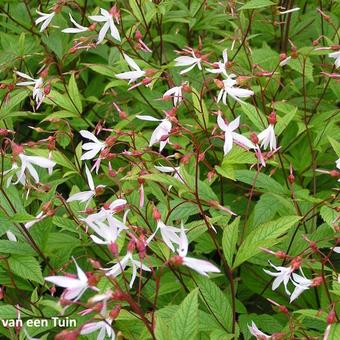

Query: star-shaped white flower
116,53,145,84
176,223,220,276
103,251,151,288
80,130,106,160
257,124,276,151
248,321,271,339
67,165,105,206
80,318,115,340
174,50,202,74
217,115,255,155
89,8,120,44
263,261,294,295
217,74,254,104
163,85,184,106
136,115,172,152
16,71,45,109
13,153,56,185
35,10,56,32
62,14,88,34
45,258,97,301
206,49,229,77
290,270,312,302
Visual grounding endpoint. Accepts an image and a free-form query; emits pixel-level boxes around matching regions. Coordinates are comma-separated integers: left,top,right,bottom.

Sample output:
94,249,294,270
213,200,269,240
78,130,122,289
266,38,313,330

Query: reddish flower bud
44,83,51,95
207,170,215,182
288,174,295,184
250,132,259,144
327,310,336,325
182,83,191,93
95,186,105,196
8,83,15,91
85,208,96,215
88,22,97,31
290,256,302,270
279,53,287,61
109,242,119,257
109,305,122,319
86,272,98,286
153,207,161,221
105,136,116,147
0,83,7,89
127,239,135,253
275,251,287,259
135,30,143,40
279,305,289,314
119,110,127,119
0,287,4,300
142,77,152,85
168,255,184,266
145,69,156,77
330,170,340,178
89,258,101,269
268,111,277,125
214,79,224,89
312,276,323,287
180,153,191,165
112,289,125,300
198,153,205,161
40,68,49,79
55,329,80,340
11,143,24,157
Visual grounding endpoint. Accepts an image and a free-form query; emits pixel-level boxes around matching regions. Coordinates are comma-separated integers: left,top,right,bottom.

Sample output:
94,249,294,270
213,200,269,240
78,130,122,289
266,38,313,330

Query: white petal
109,18,121,41
97,20,110,44
183,257,220,276
45,276,83,288
136,115,161,122
85,164,94,190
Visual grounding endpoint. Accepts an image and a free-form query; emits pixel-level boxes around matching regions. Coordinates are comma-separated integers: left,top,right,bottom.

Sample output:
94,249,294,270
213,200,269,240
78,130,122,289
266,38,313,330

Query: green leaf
328,136,340,157
170,288,199,340
233,216,300,268
192,87,209,128
68,73,82,113
7,255,44,284
0,91,28,120
240,103,266,130
196,275,232,332
0,240,36,256
240,0,275,10
222,217,240,267
155,316,171,340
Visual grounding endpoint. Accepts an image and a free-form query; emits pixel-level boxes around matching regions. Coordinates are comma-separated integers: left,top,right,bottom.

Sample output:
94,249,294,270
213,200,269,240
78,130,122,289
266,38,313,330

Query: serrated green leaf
170,288,199,340
240,0,275,10
222,217,240,267
7,255,44,284
233,216,300,268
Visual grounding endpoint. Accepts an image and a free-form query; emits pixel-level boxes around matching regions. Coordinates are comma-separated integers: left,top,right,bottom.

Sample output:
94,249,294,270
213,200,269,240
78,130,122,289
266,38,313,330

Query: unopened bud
279,305,289,314
312,276,323,287
55,329,80,340
95,186,105,196
279,53,287,61
135,30,143,40
290,256,302,270
153,207,161,221
268,111,277,125
127,239,135,253
250,132,259,144
168,255,183,266
109,242,119,256
8,83,15,91
119,111,127,119
89,258,101,269
327,310,336,325
109,305,122,319
288,174,295,184
214,79,224,89
142,77,152,85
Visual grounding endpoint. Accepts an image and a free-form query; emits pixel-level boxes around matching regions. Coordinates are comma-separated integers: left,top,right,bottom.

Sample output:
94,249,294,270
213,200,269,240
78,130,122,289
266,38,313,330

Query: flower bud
168,255,184,266
182,83,191,93
109,305,122,319
127,239,136,253
0,83,7,89
8,83,15,91
153,207,161,221
250,132,259,144
327,310,336,325
311,276,323,287
288,174,295,184
290,256,302,270
55,329,80,340
119,110,127,119
11,143,24,157
109,242,119,257
279,305,289,314
214,79,224,89
135,30,143,40
279,53,287,62
40,68,48,79
95,186,105,196
268,111,277,125
89,258,101,269
0,287,4,300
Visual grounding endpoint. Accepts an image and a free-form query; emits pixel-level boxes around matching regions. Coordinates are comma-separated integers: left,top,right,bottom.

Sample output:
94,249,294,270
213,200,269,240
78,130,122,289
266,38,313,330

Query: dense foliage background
0,0,339,339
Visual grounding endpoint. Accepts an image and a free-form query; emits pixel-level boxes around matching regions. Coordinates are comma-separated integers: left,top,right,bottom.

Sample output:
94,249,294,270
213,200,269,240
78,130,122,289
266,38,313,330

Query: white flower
163,85,184,106
116,53,145,84
6,230,17,242
67,165,105,206
279,56,292,67
16,71,45,109
62,14,88,33
103,251,151,288
14,154,56,185
279,7,300,15
248,321,271,339
329,51,340,68
147,220,182,252
24,211,47,229
35,10,55,32
206,49,228,77
217,74,254,104
83,211,129,246
80,130,106,160
257,124,276,151
80,318,115,340
89,8,120,44
45,258,96,301
290,270,312,302
154,165,184,183
177,224,220,276
263,261,294,295
217,115,255,155
136,115,172,152
174,50,202,74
